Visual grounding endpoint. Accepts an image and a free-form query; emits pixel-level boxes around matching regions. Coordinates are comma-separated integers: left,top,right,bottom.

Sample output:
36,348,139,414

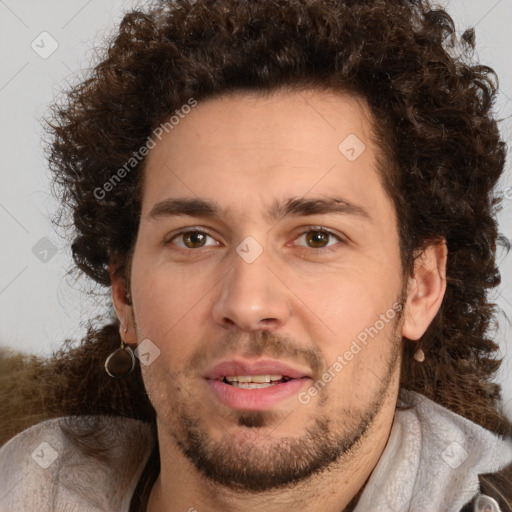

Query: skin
111,89,447,512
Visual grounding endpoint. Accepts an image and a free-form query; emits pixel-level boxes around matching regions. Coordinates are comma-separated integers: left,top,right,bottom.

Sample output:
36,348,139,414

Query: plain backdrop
1,0,511,418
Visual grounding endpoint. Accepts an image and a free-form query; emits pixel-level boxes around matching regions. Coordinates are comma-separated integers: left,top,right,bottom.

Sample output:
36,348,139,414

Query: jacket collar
354,389,512,511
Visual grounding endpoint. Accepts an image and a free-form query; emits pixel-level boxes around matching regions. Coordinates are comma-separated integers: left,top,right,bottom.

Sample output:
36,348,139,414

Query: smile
222,375,292,388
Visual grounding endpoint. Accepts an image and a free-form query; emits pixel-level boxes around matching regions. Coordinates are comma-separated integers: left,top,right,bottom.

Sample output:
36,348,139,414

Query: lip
203,358,312,411
206,378,309,411
204,358,312,381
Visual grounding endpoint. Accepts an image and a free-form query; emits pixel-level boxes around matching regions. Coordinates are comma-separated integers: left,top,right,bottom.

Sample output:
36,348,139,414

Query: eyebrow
147,196,372,223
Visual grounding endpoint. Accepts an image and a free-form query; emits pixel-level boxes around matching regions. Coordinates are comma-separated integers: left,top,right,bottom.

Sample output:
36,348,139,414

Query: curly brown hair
41,0,511,508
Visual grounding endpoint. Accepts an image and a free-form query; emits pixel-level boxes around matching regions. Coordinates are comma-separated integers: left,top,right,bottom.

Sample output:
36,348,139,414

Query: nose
212,249,291,331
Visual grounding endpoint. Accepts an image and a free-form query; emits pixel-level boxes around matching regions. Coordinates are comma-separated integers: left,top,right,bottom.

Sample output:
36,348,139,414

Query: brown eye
182,231,208,248
167,229,219,251
305,231,330,248
294,229,342,250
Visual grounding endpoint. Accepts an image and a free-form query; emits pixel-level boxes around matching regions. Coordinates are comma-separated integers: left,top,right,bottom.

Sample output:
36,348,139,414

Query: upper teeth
225,375,283,383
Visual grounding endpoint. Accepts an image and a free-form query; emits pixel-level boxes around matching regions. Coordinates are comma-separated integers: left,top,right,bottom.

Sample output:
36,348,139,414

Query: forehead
140,89,393,225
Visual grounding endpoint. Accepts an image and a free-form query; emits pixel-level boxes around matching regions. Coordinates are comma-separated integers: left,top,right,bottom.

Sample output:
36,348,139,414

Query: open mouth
206,371,309,410
221,375,293,389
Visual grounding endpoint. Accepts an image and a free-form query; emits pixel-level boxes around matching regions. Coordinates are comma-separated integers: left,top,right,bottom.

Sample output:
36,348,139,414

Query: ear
110,263,137,345
401,240,448,341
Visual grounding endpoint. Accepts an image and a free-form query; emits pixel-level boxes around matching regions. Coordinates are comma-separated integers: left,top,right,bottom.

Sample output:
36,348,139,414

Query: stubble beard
153,319,403,493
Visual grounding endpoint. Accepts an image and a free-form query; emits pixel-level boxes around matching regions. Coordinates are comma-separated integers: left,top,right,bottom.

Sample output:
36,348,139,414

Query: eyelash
165,226,345,252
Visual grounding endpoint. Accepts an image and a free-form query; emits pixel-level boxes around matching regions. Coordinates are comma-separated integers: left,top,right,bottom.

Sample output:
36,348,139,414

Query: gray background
1,0,511,418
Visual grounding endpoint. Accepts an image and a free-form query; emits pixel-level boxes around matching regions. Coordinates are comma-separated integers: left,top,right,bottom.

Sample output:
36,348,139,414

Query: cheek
293,269,403,384
139,356,188,427
134,240,204,295
130,261,210,358
296,268,400,335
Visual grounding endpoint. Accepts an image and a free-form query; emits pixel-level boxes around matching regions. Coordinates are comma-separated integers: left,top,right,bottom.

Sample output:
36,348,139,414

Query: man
1,0,511,511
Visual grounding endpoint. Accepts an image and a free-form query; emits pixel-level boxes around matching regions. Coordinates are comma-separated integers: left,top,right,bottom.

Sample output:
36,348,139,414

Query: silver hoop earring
105,340,136,378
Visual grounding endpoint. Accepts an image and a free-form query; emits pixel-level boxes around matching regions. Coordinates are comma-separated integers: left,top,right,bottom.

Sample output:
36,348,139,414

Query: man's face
125,89,408,491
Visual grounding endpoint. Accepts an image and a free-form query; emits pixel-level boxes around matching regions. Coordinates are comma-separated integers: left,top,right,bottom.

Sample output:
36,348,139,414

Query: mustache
185,330,325,376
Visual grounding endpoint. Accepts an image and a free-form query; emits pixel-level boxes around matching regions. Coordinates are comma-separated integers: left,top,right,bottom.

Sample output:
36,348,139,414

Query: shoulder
354,389,512,512
399,390,512,512
0,415,155,512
